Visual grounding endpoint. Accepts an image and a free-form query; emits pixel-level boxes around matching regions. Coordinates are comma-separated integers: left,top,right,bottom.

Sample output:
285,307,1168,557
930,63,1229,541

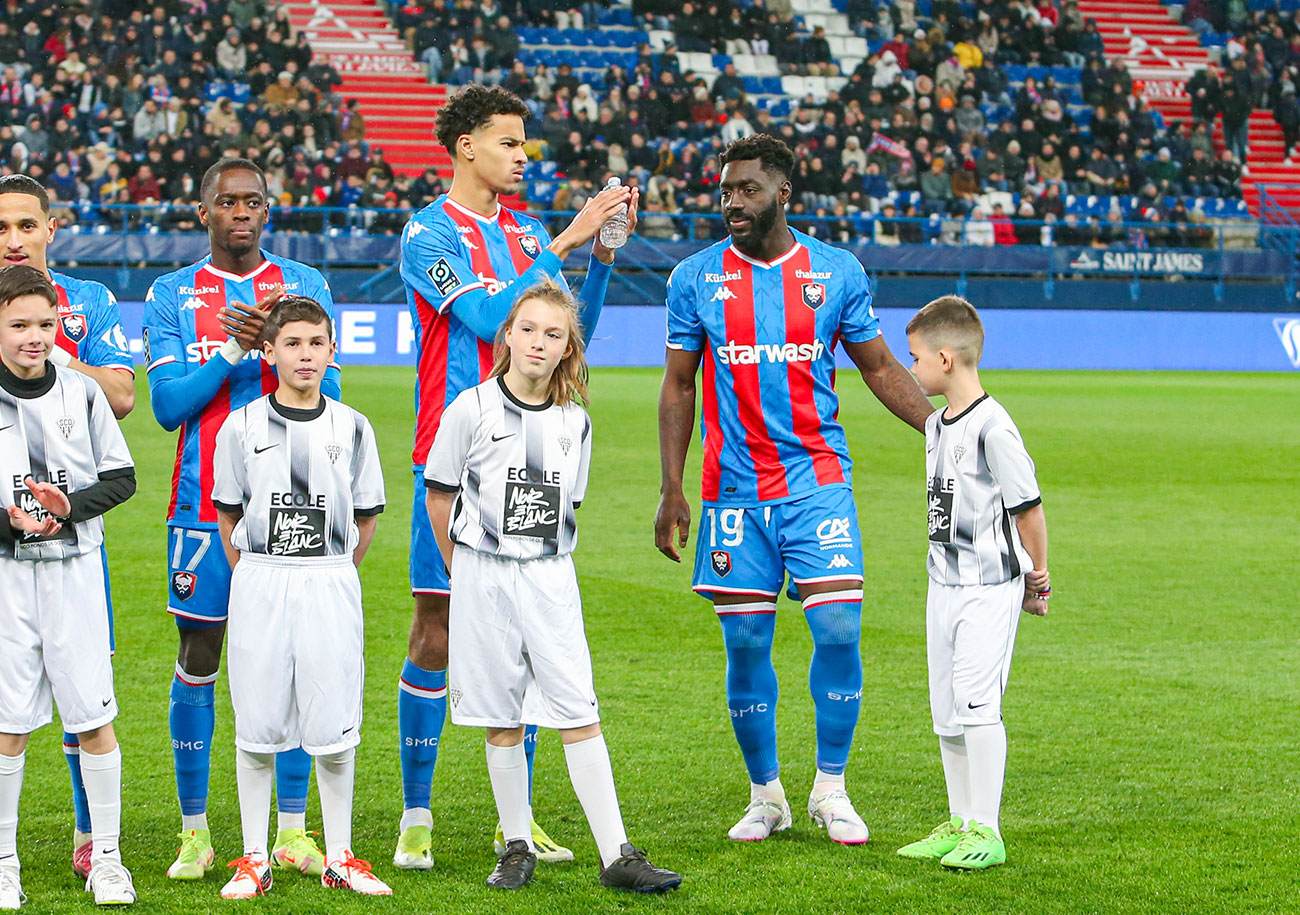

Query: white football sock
181,813,208,832
0,752,24,872
963,722,1006,837
939,733,970,823
79,746,123,863
812,770,845,792
750,776,786,803
400,807,433,831
316,748,356,862
235,749,275,858
485,742,533,850
277,811,305,832
563,735,628,868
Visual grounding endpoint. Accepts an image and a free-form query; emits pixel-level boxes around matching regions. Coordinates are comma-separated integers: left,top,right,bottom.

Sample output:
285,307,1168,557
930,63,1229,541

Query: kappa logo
558,434,572,455
827,553,853,570
711,285,737,302
171,570,198,601
180,296,205,311
953,444,967,462
801,282,826,311
518,234,541,259
325,442,342,464
1274,317,1300,368
56,416,74,439
816,517,853,550
711,550,732,576
60,313,87,343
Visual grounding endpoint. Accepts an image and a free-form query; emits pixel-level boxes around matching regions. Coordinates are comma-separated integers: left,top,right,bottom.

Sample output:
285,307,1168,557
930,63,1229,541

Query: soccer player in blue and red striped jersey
394,85,636,870
655,134,932,845
0,174,136,880
143,158,339,882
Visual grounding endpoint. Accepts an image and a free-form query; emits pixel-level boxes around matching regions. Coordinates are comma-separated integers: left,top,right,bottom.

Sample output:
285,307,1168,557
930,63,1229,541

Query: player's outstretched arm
843,336,934,433
655,347,702,562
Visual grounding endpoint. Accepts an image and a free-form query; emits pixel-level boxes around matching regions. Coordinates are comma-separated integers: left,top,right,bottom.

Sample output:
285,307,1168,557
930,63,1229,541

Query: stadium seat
781,75,806,96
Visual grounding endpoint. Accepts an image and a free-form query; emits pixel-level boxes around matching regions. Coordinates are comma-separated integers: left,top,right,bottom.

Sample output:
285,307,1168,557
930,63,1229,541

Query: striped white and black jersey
925,394,1040,586
0,364,133,561
425,376,591,560
212,395,385,558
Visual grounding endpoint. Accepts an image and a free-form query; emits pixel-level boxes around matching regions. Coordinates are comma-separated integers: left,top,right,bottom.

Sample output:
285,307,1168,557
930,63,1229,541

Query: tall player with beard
394,85,636,870
0,174,135,881
143,158,340,882
655,135,933,845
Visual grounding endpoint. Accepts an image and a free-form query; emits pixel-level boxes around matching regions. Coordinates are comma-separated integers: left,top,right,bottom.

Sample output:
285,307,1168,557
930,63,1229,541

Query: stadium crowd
0,0,443,232
1,0,1293,246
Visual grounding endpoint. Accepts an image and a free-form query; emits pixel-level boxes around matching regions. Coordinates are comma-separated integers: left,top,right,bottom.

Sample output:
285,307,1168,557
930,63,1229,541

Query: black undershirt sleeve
65,468,136,523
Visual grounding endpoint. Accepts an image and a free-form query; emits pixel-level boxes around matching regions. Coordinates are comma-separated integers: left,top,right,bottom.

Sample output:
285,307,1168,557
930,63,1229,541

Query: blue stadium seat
530,182,557,205
1051,66,1080,84
1004,65,1028,82
517,48,538,65
1026,65,1049,81
229,82,250,103
742,76,764,92
712,54,731,70
588,31,615,47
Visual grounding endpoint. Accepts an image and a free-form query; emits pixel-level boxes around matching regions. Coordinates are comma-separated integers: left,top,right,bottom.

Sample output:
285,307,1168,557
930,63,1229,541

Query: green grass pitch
11,366,1297,913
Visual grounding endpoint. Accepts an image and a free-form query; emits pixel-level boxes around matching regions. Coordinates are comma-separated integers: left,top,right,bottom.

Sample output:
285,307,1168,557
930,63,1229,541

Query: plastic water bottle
598,176,629,249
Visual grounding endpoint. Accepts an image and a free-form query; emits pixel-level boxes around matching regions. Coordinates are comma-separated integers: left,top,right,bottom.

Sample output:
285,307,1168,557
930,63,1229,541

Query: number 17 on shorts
166,525,233,625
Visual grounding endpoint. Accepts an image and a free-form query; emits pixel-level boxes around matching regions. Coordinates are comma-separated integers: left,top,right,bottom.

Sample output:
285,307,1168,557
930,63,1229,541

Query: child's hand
7,504,62,538
1025,566,1050,593
1022,589,1049,616
23,477,71,518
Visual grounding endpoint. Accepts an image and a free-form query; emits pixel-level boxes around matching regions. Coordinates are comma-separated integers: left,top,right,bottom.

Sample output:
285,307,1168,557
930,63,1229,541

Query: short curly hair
435,85,531,158
719,133,796,180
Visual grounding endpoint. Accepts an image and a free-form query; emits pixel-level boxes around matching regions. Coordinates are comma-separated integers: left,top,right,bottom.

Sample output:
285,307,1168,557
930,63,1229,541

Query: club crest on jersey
326,442,342,464
518,235,540,259
558,434,572,455
171,571,198,601
60,314,87,343
801,282,826,311
953,444,967,462
711,550,732,577
56,416,74,439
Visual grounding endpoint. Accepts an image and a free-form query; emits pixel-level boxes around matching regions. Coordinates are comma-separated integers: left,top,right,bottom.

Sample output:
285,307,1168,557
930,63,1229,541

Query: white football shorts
927,575,1024,736
227,554,364,755
448,546,599,730
0,551,116,734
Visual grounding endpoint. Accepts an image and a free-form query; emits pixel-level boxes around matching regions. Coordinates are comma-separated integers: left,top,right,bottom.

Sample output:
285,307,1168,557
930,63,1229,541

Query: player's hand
1025,567,1050,593
1022,589,1049,617
654,489,691,562
6,504,61,537
23,476,71,519
220,284,285,351
592,187,639,264
553,184,633,257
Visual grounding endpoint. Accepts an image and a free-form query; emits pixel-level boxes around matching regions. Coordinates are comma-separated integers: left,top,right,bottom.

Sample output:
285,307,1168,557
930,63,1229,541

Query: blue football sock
719,606,780,785
63,732,91,833
275,747,311,816
169,666,217,817
523,724,539,804
398,659,446,811
804,597,863,776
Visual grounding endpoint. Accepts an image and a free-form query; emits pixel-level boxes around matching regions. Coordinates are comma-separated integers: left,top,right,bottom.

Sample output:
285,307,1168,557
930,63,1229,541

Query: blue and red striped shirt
666,230,880,505
142,252,339,526
400,195,580,467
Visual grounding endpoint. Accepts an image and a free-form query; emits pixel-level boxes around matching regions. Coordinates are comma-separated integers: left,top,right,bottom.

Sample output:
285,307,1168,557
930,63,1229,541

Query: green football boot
940,821,1006,870
896,815,965,859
